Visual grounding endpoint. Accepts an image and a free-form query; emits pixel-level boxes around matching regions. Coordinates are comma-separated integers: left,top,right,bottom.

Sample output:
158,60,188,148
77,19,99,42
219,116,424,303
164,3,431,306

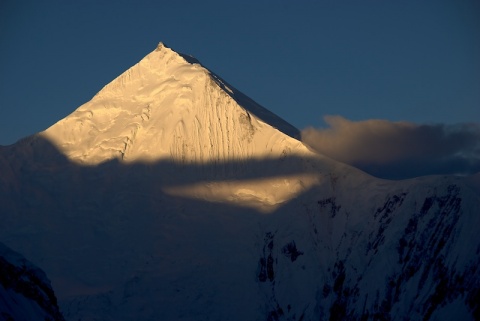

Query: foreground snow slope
0,43,478,320
0,242,65,321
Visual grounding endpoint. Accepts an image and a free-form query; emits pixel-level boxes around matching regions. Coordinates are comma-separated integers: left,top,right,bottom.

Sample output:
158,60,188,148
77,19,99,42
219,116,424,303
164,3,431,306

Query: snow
0,287,50,321
0,43,478,320
32,42,328,214
40,42,301,165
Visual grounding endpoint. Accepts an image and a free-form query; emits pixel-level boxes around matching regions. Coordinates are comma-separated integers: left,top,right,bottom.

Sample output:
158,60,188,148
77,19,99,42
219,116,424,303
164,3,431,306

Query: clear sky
1,0,479,146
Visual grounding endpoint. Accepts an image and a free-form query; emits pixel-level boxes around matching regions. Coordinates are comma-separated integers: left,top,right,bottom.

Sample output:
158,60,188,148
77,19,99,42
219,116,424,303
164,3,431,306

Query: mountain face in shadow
1,43,479,321
0,242,65,321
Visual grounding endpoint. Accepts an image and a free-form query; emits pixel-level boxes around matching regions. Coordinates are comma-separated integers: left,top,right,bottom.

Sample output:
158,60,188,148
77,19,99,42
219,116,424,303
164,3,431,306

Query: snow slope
0,43,478,320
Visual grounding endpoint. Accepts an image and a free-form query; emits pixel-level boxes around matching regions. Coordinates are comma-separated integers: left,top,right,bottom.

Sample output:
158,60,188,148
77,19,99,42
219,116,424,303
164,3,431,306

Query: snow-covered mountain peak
39,43,305,166
1,43,479,321
23,43,325,212
156,41,167,50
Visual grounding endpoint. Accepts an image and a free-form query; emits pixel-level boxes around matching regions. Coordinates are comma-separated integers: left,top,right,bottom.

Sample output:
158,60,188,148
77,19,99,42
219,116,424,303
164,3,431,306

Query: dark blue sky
1,0,479,145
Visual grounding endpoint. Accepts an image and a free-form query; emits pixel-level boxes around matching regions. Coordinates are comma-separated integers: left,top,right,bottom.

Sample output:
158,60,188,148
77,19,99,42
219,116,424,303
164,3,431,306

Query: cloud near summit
301,116,480,180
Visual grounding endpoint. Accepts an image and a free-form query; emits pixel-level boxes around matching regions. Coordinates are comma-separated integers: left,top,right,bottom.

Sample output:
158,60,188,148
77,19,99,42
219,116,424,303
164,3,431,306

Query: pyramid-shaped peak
156,41,167,50
152,42,204,67
154,41,184,56
39,43,304,165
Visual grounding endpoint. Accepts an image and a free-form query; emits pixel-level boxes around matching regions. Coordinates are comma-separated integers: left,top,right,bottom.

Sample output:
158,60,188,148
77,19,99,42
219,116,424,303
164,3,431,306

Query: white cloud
301,116,480,179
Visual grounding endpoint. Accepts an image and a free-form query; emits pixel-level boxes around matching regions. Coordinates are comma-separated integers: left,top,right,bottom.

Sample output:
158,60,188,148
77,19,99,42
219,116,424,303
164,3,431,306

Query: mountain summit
1,43,479,321
40,42,301,165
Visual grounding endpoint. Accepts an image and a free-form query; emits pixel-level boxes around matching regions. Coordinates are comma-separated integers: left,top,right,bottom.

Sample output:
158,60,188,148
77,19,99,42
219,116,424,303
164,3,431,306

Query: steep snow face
254,176,480,321
41,42,303,165
0,242,65,321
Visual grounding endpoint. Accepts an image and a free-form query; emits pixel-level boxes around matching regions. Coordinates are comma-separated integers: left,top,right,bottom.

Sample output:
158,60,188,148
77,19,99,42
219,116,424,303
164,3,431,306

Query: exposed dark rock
258,232,276,283
318,197,341,218
281,241,304,262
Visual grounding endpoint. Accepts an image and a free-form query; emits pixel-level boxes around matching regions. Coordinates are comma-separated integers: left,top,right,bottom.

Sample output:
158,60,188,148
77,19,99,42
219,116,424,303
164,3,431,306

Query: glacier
0,42,479,320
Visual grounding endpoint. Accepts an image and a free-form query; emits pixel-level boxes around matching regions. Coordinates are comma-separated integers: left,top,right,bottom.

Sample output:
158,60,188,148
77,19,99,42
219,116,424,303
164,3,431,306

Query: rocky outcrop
0,243,64,321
